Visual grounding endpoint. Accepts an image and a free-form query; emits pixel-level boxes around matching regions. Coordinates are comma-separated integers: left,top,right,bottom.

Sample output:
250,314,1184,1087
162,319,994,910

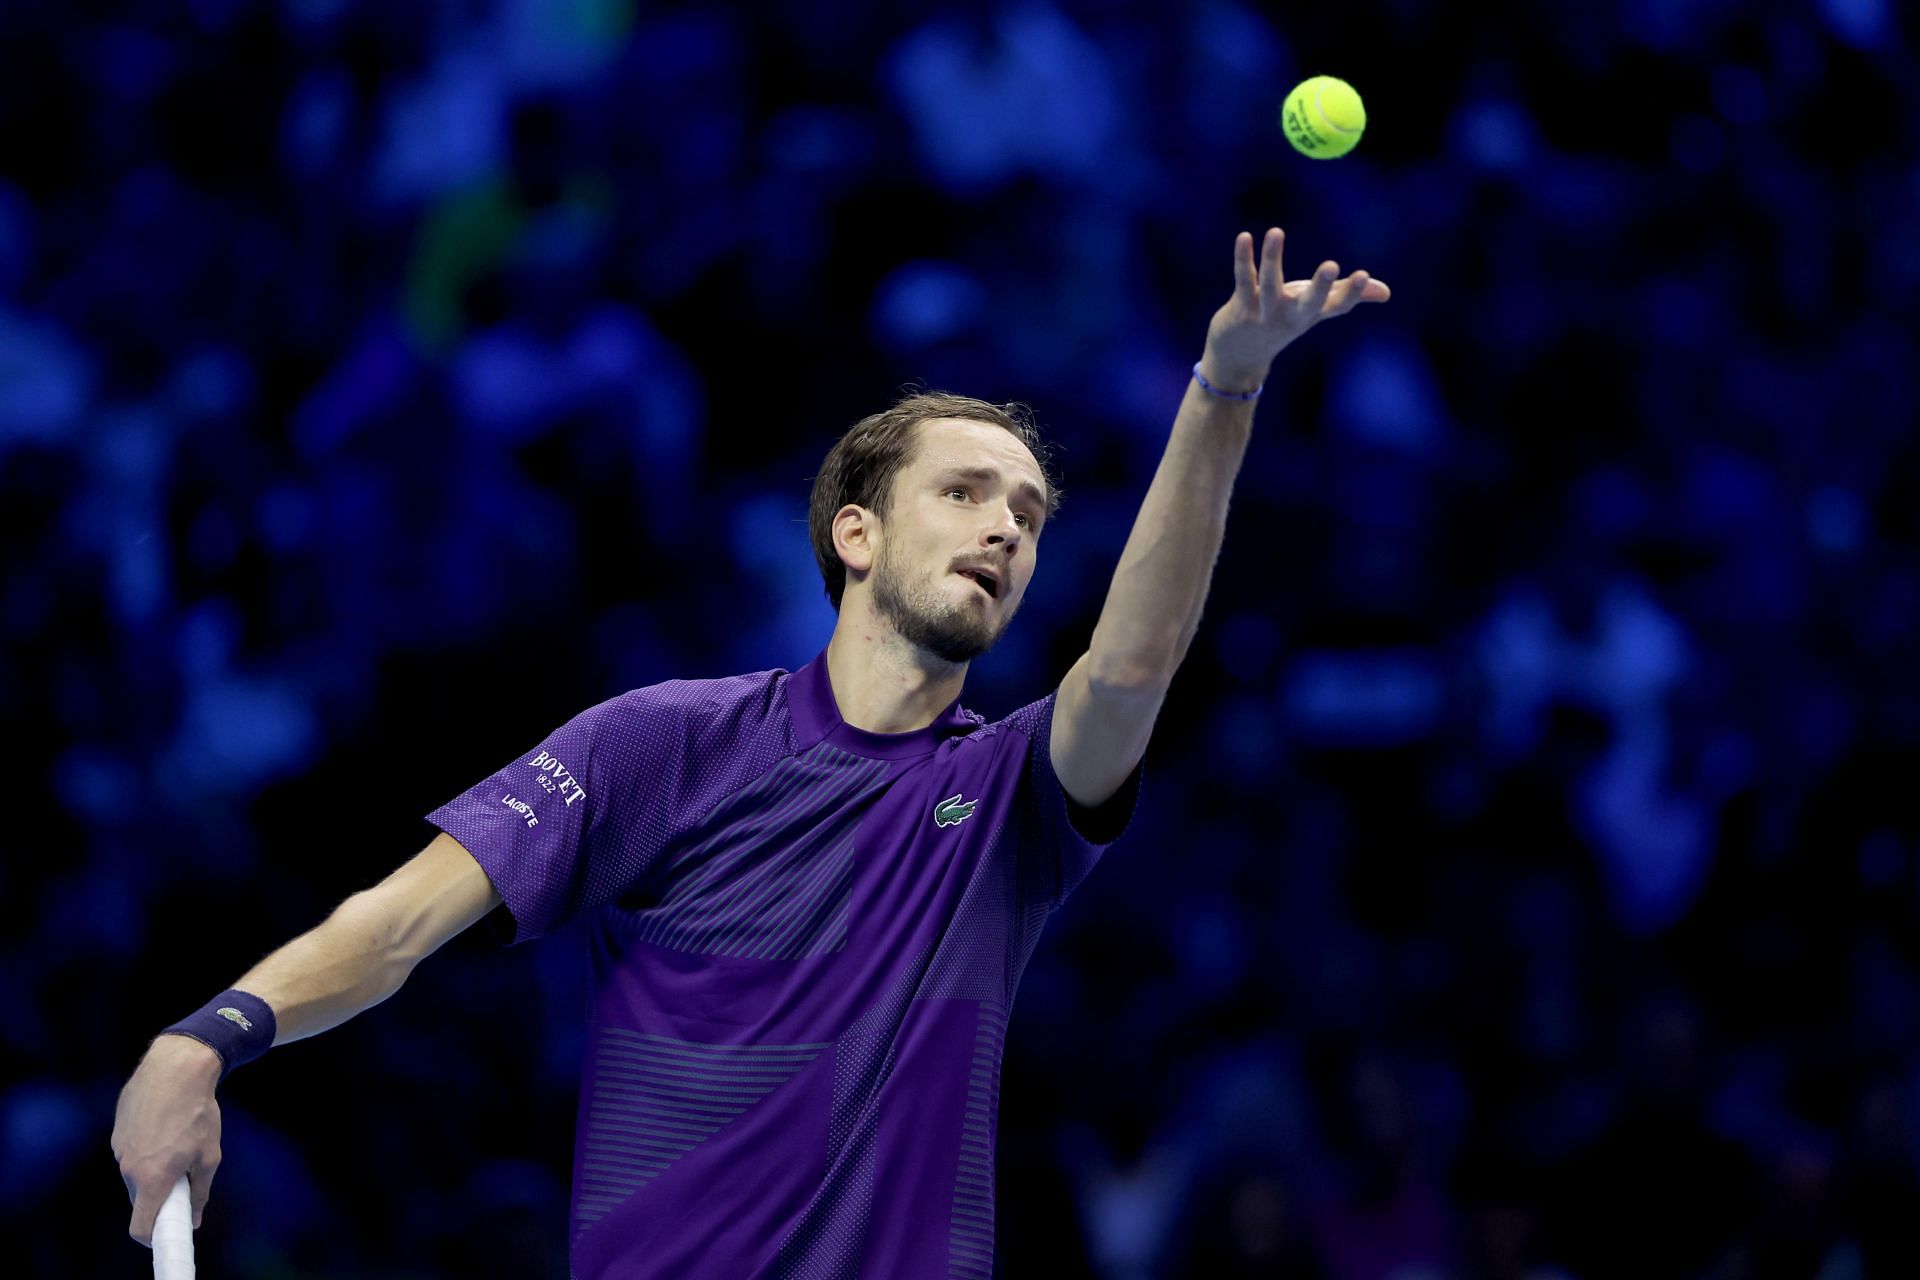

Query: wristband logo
215,1007,254,1032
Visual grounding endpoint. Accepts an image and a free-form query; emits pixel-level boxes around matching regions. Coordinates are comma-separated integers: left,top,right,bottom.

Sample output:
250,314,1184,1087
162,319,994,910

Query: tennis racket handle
153,1175,195,1279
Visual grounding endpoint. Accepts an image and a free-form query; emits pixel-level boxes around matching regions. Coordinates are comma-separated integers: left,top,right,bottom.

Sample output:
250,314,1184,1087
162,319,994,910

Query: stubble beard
871,539,1013,665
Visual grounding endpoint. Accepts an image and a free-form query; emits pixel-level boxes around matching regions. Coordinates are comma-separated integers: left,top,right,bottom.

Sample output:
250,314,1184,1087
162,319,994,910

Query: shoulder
954,691,1053,748
581,667,790,745
619,667,784,712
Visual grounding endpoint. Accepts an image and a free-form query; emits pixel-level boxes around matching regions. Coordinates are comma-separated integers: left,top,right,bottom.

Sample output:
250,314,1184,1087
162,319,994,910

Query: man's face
867,418,1050,664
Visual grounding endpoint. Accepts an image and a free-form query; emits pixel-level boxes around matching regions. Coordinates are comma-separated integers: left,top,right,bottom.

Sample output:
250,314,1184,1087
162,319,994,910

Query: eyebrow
943,466,1050,518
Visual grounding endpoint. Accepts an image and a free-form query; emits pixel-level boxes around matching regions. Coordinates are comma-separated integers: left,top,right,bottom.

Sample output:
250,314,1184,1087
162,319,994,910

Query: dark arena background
5,1,1919,1276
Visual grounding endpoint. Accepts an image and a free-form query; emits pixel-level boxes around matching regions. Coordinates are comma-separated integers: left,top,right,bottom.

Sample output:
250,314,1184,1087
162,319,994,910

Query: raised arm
1052,227,1389,806
111,832,500,1246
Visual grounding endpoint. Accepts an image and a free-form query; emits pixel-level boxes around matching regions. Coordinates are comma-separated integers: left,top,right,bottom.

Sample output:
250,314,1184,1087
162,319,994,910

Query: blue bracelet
162,990,277,1080
1191,362,1262,401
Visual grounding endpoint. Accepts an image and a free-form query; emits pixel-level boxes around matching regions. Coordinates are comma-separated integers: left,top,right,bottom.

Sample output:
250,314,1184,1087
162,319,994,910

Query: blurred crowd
3,0,1918,1275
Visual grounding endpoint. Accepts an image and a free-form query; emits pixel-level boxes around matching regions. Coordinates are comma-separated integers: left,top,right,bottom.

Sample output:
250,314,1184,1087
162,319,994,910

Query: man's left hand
1200,226,1390,393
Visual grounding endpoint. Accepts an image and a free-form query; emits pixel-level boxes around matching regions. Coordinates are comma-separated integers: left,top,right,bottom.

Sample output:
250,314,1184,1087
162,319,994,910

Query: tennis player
113,229,1387,1276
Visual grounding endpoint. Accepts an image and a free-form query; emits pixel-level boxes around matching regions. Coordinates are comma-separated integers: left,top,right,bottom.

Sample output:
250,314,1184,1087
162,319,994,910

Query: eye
946,488,969,501
1014,513,1031,529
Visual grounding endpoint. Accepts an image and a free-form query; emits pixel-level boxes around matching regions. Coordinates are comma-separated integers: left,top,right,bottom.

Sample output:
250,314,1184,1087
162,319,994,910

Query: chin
871,558,1013,664
908,605,1000,665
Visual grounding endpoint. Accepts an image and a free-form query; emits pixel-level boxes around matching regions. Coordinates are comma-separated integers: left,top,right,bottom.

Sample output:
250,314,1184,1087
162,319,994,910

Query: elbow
1085,653,1176,700
1086,623,1197,698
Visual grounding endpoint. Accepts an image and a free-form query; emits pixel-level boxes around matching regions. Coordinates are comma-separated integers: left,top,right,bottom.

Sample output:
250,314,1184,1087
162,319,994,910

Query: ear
832,504,877,578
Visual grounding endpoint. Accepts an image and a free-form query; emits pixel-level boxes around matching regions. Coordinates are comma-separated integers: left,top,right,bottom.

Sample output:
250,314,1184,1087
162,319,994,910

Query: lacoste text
502,793,540,828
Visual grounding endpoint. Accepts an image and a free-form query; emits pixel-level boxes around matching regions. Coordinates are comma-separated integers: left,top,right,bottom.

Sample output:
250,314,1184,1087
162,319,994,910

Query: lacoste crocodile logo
933,793,979,829
215,1007,254,1032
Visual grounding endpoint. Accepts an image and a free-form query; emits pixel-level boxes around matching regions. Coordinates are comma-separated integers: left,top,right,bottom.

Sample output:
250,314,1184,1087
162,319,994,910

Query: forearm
121,838,496,1243
160,834,496,1052
1086,372,1256,690
224,892,419,1047
119,897,416,1243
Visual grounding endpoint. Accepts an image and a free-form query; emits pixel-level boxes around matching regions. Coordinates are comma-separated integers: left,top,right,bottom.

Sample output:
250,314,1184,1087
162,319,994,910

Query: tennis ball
1281,75,1365,159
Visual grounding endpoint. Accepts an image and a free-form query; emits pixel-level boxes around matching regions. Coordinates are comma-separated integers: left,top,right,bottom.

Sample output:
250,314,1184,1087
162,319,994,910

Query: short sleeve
426,691,663,944
1004,691,1142,909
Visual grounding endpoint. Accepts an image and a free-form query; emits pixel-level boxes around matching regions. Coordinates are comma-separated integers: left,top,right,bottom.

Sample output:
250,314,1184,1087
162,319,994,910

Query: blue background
4,0,1918,1275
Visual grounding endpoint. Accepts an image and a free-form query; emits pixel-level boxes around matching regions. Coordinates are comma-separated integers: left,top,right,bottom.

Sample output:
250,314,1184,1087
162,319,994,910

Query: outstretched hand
1200,227,1390,393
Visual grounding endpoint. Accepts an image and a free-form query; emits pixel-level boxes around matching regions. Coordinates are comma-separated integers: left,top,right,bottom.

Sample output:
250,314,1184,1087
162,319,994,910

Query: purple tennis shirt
426,650,1138,1279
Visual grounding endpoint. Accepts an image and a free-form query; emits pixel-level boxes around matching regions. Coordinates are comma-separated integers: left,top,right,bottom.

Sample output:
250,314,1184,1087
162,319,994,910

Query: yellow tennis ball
1282,75,1366,159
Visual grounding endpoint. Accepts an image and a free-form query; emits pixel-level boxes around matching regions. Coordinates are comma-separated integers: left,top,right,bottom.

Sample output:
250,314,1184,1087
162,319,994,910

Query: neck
825,594,969,734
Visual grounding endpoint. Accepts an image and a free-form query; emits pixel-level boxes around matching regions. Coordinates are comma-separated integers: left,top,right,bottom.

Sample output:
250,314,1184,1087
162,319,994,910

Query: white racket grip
152,1175,195,1279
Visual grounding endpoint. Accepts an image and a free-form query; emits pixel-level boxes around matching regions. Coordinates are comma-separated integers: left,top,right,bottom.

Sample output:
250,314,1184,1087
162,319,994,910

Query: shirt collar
786,649,980,760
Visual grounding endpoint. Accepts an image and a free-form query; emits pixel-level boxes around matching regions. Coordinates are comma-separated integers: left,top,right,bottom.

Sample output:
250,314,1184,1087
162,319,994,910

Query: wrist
149,1033,224,1082
1192,355,1264,400
160,990,277,1081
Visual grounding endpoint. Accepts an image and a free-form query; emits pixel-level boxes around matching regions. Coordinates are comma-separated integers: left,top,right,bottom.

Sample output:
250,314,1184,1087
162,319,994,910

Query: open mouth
956,568,1000,599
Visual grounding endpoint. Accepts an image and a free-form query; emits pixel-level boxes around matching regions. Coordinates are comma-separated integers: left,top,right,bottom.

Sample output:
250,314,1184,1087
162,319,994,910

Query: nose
981,505,1022,550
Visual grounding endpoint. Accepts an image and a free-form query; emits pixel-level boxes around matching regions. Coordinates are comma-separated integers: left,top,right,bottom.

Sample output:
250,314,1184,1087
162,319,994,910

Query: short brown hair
809,390,1060,609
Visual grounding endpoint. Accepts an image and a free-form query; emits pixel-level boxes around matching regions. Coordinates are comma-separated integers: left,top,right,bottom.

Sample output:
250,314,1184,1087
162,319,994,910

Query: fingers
1231,231,1256,301
1334,271,1391,313
1302,259,1338,317
192,1164,217,1230
1330,270,1374,314
1257,227,1286,310
1237,225,1389,327
123,1160,208,1246
128,1173,166,1247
